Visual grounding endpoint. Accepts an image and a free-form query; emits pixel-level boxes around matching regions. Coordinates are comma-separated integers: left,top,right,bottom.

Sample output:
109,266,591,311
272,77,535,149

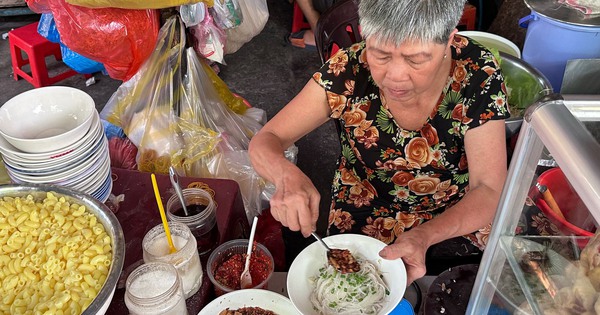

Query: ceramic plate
198,289,300,315
287,233,407,315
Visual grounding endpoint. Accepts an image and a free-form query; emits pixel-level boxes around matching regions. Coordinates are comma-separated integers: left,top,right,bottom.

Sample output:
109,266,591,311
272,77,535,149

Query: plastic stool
291,2,311,34
458,4,477,31
9,22,79,88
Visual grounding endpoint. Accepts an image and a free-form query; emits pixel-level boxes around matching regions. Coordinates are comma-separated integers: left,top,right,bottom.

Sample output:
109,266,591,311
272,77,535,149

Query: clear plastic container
166,187,219,257
124,262,188,315
207,239,274,297
142,222,203,299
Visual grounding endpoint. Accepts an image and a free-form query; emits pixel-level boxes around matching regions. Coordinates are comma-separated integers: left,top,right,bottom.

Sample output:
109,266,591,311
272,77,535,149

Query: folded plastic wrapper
49,0,159,81
209,0,243,30
225,0,268,54
63,0,213,9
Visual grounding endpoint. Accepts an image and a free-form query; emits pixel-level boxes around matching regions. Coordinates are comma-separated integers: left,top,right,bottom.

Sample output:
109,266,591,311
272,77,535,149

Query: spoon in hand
169,166,189,217
240,216,258,289
311,232,361,274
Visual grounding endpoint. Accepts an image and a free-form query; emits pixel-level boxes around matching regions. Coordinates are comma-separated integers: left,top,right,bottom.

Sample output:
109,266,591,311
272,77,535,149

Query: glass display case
467,94,600,314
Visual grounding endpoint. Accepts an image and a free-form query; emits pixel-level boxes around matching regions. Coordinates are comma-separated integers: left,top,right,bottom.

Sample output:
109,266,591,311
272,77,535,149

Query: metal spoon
311,232,361,274
169,166,189,217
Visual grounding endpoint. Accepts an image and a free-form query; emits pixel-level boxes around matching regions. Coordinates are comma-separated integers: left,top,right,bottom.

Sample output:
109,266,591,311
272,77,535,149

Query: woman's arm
249,79,333,236
379,119,507,283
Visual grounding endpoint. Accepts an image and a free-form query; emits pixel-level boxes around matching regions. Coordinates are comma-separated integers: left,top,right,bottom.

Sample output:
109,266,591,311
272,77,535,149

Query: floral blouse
313,35,510,250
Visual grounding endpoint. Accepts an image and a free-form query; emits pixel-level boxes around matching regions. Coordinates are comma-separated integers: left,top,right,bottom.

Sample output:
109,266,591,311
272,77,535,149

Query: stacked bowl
0,87,112,202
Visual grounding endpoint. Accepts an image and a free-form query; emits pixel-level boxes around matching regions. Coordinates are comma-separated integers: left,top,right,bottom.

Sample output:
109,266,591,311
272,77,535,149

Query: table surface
106,167,249,315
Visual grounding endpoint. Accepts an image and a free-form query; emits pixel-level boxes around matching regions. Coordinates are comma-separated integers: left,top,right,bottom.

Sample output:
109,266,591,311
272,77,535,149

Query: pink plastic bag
49,0,159,81
189,6,226,64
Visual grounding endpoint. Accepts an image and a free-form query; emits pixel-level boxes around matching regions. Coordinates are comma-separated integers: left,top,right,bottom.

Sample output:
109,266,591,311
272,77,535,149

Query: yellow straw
151,173,177,254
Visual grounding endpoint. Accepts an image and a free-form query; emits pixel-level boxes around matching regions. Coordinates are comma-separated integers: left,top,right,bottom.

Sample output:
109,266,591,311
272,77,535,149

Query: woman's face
365,36,450,104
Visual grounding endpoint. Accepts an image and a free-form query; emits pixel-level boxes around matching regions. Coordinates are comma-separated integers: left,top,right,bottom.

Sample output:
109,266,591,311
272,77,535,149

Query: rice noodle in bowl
287,234,406,315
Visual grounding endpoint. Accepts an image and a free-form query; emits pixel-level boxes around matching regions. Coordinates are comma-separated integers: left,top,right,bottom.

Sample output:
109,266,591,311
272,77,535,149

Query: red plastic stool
291,2,311,34
8,22,79,88
458,4,477,31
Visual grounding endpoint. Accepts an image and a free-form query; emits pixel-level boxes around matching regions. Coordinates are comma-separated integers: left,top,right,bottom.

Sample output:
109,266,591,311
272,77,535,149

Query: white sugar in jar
142,222,203,298
125,262,188,315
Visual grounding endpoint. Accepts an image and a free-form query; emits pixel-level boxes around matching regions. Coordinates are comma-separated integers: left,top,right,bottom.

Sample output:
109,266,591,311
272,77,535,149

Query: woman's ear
447,28,459,49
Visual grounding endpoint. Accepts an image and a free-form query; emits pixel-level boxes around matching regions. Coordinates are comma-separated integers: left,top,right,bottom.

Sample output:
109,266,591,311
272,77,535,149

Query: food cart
467,94,600,314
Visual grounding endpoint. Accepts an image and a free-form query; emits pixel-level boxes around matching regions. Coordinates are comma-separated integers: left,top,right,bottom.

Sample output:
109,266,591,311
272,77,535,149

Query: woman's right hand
270,162,321,237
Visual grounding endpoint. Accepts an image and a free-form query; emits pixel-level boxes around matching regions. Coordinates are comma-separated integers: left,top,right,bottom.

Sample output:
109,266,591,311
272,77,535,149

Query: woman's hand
270,162,321,237
379,228,430,285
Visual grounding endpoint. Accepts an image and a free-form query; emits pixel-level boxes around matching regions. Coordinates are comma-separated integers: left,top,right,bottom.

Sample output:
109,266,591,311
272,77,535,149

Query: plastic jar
142,222,203,299
124,262,188,315
166,188,219,256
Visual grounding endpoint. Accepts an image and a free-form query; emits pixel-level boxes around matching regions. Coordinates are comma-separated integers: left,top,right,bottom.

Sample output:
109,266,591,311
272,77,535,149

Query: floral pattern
314,35,510,249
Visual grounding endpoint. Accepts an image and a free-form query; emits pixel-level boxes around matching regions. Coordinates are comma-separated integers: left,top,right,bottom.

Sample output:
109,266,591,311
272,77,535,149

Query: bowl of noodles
287,234,406,315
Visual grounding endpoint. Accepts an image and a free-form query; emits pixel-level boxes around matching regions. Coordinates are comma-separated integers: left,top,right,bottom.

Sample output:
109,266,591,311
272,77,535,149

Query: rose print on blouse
329,208,356,233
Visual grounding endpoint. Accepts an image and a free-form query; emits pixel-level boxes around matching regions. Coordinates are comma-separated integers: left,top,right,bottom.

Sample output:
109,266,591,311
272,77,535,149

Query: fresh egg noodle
310,256,390,315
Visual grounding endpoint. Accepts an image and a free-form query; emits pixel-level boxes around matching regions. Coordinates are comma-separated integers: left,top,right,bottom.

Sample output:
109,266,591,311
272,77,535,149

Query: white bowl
287,234,406,315
458,31,521,58
198,289,301,315
0,86,96,153
0,112,101,162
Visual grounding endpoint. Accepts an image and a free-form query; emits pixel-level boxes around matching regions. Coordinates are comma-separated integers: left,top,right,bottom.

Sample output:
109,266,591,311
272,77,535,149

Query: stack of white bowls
0,87,112,202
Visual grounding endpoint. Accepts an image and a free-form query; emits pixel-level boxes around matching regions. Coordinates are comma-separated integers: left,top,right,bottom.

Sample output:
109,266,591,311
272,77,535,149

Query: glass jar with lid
124,262,188,315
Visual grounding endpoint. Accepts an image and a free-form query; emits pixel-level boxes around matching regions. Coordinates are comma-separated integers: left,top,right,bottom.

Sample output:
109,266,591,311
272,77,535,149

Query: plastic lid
525,0,600,27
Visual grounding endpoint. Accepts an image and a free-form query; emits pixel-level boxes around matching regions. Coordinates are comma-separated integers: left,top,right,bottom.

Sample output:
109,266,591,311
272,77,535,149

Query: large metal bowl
0,183,125,314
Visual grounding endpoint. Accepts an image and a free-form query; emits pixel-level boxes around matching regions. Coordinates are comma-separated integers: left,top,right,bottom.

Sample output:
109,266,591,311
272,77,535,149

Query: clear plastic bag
101,17,219,175
209,0,243,30
49,0,159,81
189,5,227,64
225,0,269,54
179,2,206,27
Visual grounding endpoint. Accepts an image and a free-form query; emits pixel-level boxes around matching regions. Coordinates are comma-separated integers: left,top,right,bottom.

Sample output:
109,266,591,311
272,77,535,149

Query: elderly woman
249,0,509,284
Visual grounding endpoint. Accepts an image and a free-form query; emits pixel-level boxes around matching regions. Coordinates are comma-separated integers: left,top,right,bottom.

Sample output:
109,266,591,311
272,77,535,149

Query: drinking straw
151,173,177,254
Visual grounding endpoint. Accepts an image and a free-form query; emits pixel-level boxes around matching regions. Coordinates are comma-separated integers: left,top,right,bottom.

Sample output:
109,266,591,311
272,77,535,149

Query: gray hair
359,0,466,45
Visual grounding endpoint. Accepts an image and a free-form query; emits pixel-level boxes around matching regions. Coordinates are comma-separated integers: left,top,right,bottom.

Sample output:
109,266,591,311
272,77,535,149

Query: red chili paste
214,243,272,290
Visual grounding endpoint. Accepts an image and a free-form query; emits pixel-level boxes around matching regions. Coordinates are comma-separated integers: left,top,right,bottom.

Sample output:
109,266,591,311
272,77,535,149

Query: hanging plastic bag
49,0,159,81
179,2,205,27
209,0,243,30
64,0,213,9
189,5,226,65
25,0,51,13
201,61,248,114
101,17,219,175
225,0,268,54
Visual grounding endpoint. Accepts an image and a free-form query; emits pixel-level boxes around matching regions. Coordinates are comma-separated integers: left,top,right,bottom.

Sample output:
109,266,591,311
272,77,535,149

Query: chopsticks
536,183,566,221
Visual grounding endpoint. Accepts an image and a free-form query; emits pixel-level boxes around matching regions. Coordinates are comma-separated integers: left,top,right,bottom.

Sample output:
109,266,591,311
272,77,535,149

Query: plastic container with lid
520,0,600,91
142,222,203,299
124,262,188,315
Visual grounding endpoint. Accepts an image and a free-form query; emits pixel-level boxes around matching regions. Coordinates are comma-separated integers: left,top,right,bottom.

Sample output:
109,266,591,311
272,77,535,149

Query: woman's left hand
378,228,430,286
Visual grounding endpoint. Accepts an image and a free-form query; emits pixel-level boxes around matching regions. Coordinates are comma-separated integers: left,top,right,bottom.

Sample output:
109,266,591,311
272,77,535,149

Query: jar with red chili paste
207,239,274,296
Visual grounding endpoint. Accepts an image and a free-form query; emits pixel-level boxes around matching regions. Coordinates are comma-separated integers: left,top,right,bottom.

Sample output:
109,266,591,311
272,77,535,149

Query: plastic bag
101,17,219,175
209,0,243,29
49,0,159,81
108,137,138,170
225,0,268,54
64,0,213,9
37,13,60,43
38,13,106,74
189,6,226,64
179,2,206,27
201,61,248,114
25,0,51,13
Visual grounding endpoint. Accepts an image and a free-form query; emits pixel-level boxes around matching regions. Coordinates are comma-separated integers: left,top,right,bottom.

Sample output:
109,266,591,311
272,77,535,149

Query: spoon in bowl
240,216,258,289
311,232,361,274
169,166,189,217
